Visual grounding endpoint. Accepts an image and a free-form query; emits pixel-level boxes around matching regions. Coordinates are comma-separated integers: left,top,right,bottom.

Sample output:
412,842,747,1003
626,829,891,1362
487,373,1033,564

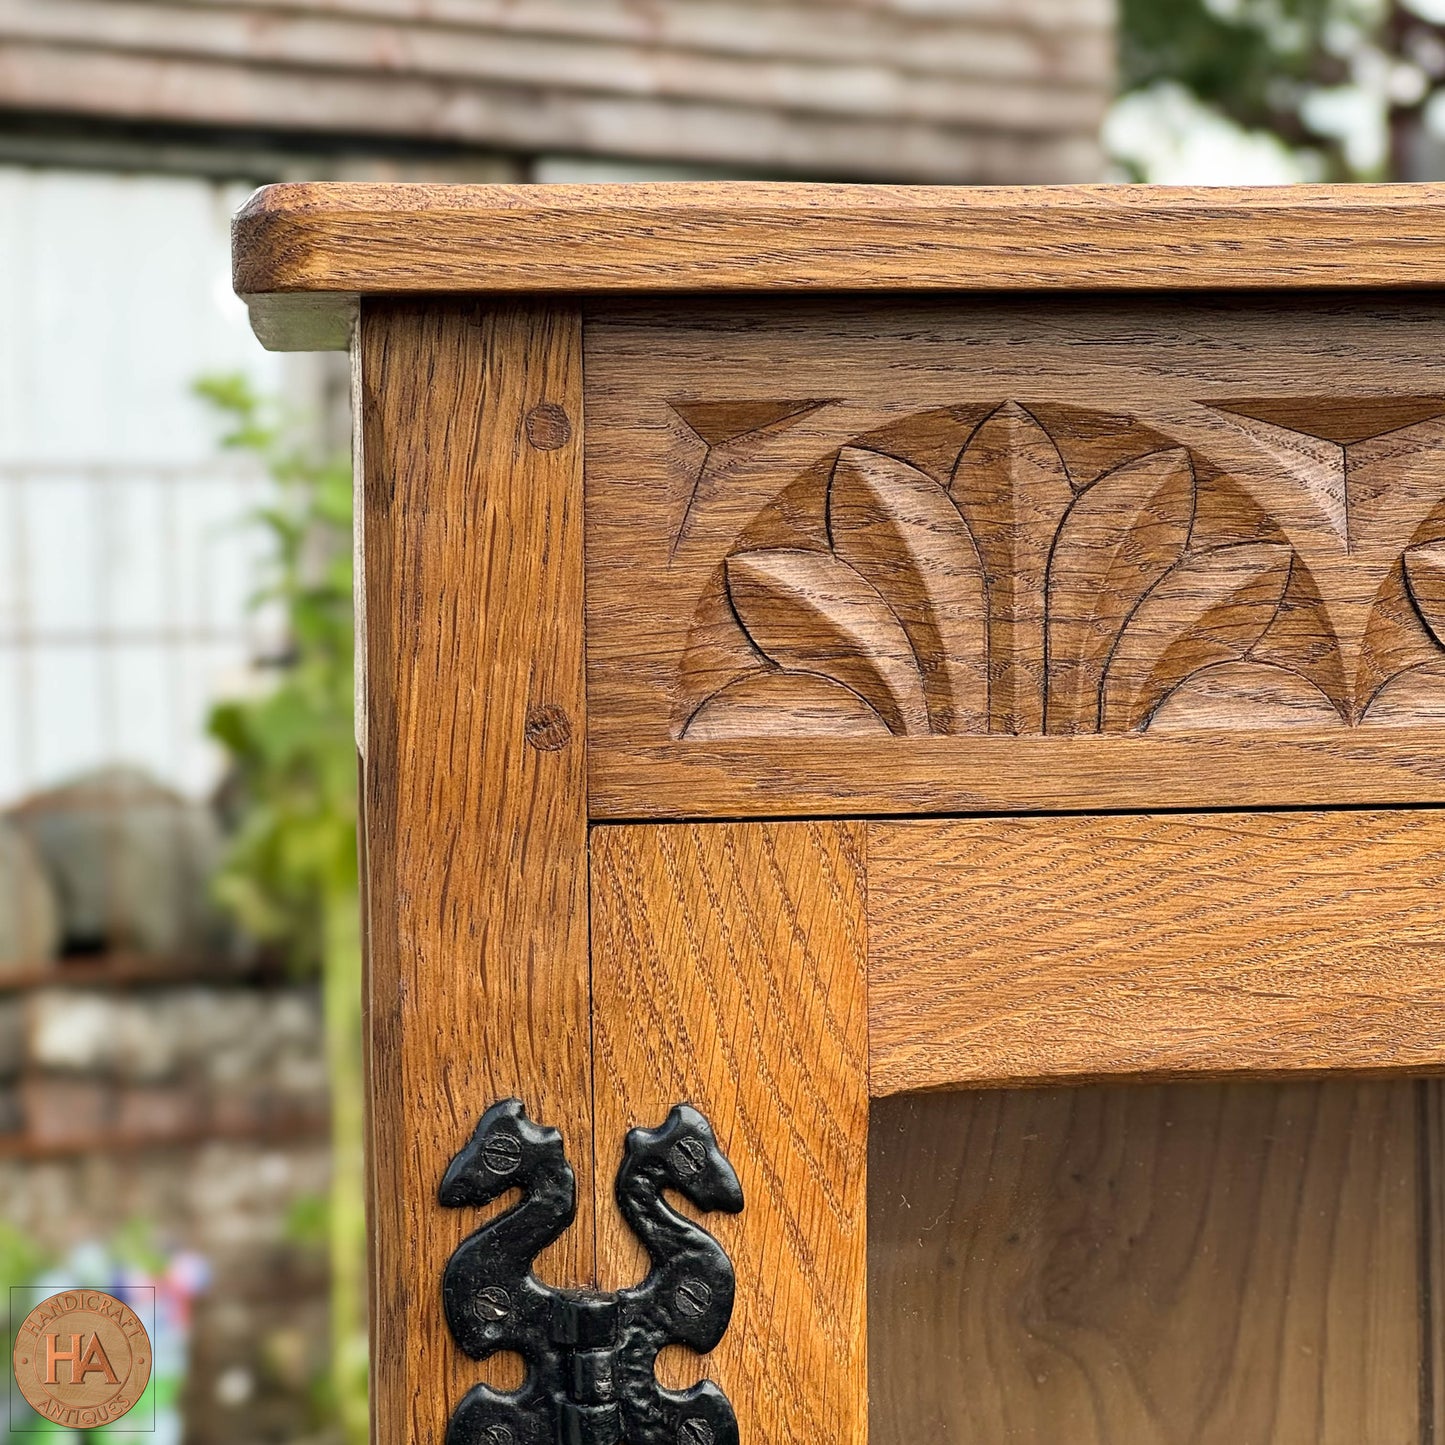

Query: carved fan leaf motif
724,548,928,735
1352,562,1440,721
1245,557,1349,722
1356,542,1445,721
950,403,1073,734
1047,448,1195,734
828,447,987,733
1102,544,1294,732
685,670,890,739
1404,542,1445,647
673,396,1445,741
1150,660,1342,730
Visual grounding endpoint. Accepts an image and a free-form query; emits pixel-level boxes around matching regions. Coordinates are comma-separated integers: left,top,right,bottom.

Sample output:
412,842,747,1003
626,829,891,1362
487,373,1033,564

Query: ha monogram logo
11,1291,151,1430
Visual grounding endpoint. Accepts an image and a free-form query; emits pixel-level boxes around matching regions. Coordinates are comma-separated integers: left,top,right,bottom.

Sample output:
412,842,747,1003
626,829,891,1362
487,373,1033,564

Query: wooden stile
590,821,871,1445
359,299,593,1442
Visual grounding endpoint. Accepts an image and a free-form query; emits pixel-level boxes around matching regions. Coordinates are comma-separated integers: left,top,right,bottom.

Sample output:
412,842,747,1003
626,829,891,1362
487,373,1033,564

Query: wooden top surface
234,182,1445,305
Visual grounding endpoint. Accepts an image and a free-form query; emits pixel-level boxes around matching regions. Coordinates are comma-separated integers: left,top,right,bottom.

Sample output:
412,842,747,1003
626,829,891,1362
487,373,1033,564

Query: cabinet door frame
355,292,1445,1445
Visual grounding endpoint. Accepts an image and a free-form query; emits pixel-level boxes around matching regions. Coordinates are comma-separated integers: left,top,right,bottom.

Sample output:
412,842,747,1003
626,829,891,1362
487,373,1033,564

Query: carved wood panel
584,298,1445,816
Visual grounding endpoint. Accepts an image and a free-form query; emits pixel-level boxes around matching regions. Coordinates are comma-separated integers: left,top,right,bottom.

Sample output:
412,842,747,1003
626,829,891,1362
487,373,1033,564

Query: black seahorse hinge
438,1098,744,1445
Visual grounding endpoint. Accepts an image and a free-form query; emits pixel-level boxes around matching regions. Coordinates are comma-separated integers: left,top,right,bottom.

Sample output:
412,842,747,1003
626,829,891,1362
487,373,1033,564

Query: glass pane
869,1079,1440,1443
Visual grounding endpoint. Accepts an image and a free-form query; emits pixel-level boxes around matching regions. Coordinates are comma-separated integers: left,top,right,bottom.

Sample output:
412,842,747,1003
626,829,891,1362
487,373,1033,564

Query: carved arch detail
677,399,1445,738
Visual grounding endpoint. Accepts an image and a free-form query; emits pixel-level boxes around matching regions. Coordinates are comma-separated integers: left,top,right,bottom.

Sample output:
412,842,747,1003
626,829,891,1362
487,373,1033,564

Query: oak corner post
356,299,591,1445
589,820,872,1445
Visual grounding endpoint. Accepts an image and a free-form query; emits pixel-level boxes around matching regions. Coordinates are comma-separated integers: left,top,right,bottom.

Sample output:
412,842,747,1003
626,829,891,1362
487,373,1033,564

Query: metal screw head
481,1132,522,1175
678,1418,715,1445
670,1136,707,1177
674,1277,713,1318
481,1428,514,1445
477,1286,512,1322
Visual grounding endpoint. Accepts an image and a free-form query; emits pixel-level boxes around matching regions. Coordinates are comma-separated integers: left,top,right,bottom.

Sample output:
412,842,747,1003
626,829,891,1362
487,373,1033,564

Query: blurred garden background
2,0,1444,1439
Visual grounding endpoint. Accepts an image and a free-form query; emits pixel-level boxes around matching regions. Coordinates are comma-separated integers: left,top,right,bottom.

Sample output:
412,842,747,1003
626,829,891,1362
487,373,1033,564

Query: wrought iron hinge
439,1099,744,1445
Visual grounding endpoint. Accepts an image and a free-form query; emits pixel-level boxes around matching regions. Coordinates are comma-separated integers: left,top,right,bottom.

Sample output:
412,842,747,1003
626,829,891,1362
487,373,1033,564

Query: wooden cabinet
236,184,1445,1444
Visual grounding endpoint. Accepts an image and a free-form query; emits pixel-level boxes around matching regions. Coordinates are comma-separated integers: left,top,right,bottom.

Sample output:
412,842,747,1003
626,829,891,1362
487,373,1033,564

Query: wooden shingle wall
0,0,1112,181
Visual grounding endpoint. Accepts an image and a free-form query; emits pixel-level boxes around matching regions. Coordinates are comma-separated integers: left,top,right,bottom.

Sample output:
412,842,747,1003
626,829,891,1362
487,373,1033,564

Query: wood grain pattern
869,1080,1429,1444
585,295,1445,818
590,729,1445,818
1421,1079,1445,1443
359,300,592,1444
237,184,1445,317
589,821,869,1445
868,810,1445,1094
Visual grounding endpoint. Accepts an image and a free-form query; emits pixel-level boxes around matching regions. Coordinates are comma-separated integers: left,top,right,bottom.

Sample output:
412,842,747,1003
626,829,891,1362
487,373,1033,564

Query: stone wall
1,982,334,1445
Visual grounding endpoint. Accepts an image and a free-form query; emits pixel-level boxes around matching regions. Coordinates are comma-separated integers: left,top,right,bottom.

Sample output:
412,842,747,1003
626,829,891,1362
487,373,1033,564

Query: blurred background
0,1,1442,1440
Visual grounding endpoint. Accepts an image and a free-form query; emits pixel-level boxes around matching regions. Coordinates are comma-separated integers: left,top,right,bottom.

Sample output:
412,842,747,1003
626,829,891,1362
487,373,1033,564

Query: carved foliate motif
677,398,1445,738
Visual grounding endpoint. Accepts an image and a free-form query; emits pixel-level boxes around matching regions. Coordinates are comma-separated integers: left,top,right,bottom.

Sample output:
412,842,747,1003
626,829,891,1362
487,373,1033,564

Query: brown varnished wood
869,1080,1429,1444
1423,1080,1445,1443
238,182,1445,311
867,810,1445,1095
589,729,1445,819
585,294,1445,818
230,186,1445,1445
359,300,592,1442
265,192,1445,1445
589,821,870,1445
